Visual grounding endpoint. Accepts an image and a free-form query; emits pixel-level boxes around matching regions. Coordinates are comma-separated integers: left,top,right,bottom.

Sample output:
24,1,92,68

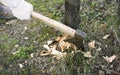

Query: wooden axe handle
31,11,86,39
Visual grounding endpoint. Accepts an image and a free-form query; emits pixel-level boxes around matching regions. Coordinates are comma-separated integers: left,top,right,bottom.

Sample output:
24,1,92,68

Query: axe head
75,29,87,40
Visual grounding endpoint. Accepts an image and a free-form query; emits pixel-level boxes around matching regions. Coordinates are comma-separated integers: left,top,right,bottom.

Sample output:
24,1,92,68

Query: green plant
12,46,33,59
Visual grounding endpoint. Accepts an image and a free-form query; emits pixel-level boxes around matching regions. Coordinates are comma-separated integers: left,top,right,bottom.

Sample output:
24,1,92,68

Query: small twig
40,50,50,56
113,29,120,44
98,68,120,75
110,70,120,75
89,50,99,62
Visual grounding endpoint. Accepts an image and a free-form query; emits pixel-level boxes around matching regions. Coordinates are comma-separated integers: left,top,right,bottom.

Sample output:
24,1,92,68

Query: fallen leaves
24,26,29,30
103,55,117,63
88,40,96,48
30,53,34,58
40,50,50,56
24,37,29,40
0,28,4,31
83,51,92,58
58,41,71,52
100,24,108,29
19,64,23,69
42,44,66,60
40,35,79,59
40,34,96,60
103,34,110,39
14,44,19,48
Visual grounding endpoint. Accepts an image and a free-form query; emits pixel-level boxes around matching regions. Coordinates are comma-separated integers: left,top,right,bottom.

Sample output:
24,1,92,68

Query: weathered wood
31,11,86,39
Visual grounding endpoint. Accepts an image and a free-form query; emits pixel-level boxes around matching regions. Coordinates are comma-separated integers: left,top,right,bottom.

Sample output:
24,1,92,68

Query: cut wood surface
31,11,86,39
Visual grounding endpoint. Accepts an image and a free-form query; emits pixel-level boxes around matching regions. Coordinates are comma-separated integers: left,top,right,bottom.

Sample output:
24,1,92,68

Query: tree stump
64,0,84,50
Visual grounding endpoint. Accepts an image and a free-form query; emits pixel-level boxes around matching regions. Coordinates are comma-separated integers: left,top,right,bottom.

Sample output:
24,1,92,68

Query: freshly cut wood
31,11,86,39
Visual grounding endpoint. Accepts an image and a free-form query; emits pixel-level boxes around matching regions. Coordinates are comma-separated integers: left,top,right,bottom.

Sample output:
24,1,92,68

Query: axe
31,11,86,40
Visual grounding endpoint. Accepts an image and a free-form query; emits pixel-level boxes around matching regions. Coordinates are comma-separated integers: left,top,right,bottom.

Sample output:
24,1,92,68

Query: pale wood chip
88,40,96,48
103,55,117,63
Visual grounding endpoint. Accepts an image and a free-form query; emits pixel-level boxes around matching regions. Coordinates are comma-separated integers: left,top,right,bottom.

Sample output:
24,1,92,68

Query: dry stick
110,70,120,75
31,11,86,39
113,29,120,43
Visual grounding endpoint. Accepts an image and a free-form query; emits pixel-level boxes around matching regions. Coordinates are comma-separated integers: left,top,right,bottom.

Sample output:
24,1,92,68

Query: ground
0,0,120,75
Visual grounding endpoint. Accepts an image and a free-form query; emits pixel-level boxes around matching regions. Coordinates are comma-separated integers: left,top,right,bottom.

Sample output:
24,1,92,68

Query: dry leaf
43,44,66,59
51,49,65,55
103,55,117,63
50,45,57,50
103,34,110,39
97,47,102,51
43,44,51,52
40,50,50,56
24,37,29,40
55,34,70,42
19,64,23,69
24,26,28,30
14,44,19,48
0,28,4,31
30,53,34,58
47,40,53,45
100,24,107,29
59,41,71,52
83,51,92,58
42,34,78,59
51,49,66,60
88,40,95,48
55,36,62,42
40,70,46,74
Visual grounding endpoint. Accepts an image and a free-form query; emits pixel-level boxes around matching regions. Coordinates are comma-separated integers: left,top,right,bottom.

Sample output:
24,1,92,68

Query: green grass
0,0,120,74
0,34,18,52
12,46,34,59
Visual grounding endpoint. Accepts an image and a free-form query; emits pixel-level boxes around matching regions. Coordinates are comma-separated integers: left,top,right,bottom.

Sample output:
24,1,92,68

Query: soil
0,19,120,75
0,19,55,75
0,0,120,74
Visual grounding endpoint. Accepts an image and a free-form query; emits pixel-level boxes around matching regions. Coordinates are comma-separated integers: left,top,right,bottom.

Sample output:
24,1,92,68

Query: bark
64,0,80,29
64,0,84,50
